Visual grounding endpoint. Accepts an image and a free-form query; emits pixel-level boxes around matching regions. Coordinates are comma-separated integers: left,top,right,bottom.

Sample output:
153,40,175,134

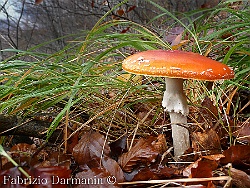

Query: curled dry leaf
220,145,250,169
229,167,250,188
183,155,223,187
101,157,124,183
75,157,124,188
183,155,223,178
192,128,221,155
118,136,159,173
73,131,110,165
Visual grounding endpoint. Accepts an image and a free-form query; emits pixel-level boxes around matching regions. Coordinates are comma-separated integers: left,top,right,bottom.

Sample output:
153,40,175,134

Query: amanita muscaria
122,50,234,157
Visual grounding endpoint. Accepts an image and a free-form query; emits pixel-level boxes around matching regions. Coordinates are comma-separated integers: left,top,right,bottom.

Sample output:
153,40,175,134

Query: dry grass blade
61,101,121,147
129,106,155,151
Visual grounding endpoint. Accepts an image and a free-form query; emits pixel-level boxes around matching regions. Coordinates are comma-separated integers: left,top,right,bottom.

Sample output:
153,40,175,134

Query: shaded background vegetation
0,0,221,59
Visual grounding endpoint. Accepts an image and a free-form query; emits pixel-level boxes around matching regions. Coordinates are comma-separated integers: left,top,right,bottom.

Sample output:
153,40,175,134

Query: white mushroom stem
162,77,190,157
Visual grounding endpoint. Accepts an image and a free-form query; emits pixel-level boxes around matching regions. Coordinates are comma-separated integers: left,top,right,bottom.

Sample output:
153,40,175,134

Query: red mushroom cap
122,50,234,81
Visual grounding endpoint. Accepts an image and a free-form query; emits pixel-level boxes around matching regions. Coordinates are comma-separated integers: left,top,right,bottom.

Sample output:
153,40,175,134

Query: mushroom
122,50,234,157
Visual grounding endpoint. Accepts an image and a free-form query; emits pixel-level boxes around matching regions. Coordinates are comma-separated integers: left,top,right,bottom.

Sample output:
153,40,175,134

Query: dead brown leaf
6,143,50,168
192,129,221,155
73,131,110,165
66,132,79,153
101,157,124,183
0,166,71,188
10,143,37,158
220,145,250,168
36,151,71,169
75,157,124,188
183,156,220,177
230,167,250,188
198,97,219,124
110,135,127,160
131,164,177,181
30,166,71,188
118,136,159,172
151,134,168,154
183,154,224,187
202,154,225,161
234,122,250,144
